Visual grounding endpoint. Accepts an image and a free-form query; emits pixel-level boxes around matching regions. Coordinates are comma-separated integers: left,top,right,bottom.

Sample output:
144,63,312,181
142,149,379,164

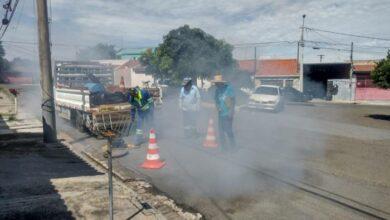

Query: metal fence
356,79,376,88
327,79,356,101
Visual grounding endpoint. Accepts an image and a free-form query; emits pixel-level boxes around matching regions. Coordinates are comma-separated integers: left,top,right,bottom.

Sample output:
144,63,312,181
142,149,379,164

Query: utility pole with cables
350,42,354,80
253,46,257,75
318,54,324,63
298,14,306,92
349,42,354,101
36,0,57,143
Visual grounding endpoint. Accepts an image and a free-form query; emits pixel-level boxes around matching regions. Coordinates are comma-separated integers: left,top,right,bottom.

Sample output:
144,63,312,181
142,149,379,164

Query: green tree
140,25,235,85
0,41,10,75
77,43,118,60
371,51,390,89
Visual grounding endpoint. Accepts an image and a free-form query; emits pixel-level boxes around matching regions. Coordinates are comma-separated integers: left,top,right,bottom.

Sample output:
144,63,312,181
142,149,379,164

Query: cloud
2,0,390,61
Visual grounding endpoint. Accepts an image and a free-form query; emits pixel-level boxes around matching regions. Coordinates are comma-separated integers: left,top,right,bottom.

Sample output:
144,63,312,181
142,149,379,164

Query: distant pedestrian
212,74,236,151
179,77,201,137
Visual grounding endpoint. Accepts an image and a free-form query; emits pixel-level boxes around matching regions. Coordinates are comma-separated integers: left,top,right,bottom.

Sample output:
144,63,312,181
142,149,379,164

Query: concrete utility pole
350,42,354,80
318,54,325,63
36,0,57,143
298,14,306,92
349,42,354,101
253,46,257,75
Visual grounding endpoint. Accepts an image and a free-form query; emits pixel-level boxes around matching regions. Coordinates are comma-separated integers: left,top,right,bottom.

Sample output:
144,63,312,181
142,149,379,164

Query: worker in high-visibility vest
128,87,154,145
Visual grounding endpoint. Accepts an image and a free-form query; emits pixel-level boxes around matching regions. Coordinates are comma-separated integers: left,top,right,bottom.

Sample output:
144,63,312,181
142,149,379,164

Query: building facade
238,59,299,89
97,60,154,88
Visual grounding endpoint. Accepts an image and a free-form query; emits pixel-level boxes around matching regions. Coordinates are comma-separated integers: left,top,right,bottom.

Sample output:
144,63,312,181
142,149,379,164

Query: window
255,86,279,95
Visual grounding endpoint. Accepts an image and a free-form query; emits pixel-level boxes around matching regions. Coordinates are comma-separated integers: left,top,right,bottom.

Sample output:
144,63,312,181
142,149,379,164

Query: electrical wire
233,40,297,48
311,29,344,44
0,0,11,32
0,0,20,40
12,0,24,31
305,40,390,49
310,45,386,55
305,26,390,42
12,47,35,56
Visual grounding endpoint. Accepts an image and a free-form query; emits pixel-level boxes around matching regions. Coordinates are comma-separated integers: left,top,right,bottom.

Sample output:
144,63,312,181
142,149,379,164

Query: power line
305,40,390,50
0,0,11,32
310,46,385,55
1,39,91,47
305,26,390,42
310,29,344,44
12,0,24,31
5,43,36,56
1,40,157,50
233,40,297,48
0,0,20,40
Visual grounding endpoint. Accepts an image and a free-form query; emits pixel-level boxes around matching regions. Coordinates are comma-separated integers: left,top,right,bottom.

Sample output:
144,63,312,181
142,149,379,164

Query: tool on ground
203,118,218,148
140,129,166,169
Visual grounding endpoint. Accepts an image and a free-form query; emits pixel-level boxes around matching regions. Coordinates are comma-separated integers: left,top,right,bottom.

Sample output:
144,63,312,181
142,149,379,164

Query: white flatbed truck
55,87,132,136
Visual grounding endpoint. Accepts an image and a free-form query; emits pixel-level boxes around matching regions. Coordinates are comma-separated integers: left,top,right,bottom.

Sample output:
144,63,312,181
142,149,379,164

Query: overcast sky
2,0,390,62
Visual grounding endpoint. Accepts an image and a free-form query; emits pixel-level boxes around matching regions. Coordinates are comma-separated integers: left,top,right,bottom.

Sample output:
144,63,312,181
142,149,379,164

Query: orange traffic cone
203,118,218,148
140,129,166,169
119,76,125,92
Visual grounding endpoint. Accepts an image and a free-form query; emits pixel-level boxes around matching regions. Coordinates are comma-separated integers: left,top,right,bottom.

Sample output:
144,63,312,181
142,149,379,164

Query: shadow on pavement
367,114,390,122
0,116,102,220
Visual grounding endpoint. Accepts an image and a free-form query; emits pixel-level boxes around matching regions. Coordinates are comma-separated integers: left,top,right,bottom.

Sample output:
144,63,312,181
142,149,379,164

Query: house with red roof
352,60,377,84
238,58,300,89
96,59,153,88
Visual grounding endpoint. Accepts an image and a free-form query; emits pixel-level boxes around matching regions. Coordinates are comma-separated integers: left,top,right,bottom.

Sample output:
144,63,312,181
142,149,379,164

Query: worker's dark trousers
218,115,236,150
134,107,154,145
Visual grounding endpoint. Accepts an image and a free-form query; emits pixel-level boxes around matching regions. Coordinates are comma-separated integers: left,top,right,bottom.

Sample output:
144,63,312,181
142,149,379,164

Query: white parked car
247,85,284,112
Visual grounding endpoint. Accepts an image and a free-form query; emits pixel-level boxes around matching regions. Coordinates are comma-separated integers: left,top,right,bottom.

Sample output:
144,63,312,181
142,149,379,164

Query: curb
59,132,202,220
309,100,390,106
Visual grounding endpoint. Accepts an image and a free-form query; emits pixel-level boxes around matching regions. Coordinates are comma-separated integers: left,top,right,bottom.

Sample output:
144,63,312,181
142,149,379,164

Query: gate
327,79,355,101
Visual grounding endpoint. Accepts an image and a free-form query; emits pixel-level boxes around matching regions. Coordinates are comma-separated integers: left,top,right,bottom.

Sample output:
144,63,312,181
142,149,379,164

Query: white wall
130,69,154,88
196,78,212,90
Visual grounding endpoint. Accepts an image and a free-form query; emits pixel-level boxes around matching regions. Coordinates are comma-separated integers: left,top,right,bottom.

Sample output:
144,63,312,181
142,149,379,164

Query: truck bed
55,87,92,111
55,87,132,135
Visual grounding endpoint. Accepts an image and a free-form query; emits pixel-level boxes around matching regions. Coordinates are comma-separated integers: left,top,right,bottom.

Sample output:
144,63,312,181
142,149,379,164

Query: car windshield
255,87,278,95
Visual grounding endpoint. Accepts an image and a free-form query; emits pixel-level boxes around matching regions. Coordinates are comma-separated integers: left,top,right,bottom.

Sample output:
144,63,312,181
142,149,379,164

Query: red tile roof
238,60,257,73
353,64,375,72
238,59,298,77
4,76,33,84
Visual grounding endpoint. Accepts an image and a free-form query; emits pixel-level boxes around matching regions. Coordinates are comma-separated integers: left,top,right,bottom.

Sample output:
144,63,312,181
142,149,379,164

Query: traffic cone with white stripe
140,129,165,169
203,118,218,148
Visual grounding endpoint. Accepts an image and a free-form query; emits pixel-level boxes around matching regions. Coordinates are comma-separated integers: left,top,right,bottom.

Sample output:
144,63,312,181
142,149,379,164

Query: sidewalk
310,99,390,106
59,131,201,220
0,115,168,219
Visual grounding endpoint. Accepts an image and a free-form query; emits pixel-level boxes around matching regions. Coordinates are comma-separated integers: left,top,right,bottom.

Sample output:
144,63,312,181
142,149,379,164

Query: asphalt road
57,94,390,220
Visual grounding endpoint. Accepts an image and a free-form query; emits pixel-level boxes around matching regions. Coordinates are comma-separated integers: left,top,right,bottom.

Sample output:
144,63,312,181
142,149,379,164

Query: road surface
59,94,390,220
